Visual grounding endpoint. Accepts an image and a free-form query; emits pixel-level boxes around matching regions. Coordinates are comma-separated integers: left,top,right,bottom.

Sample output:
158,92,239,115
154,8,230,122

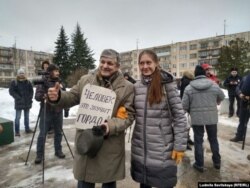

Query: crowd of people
7,49,250,188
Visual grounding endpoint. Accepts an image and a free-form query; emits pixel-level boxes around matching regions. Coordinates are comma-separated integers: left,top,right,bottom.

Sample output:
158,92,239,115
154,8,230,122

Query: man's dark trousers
193,124,221,167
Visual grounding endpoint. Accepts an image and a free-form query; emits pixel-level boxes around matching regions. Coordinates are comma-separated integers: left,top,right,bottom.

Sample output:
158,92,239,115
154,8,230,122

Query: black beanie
47,64,59,73
231,67,238,72
194,65,206,77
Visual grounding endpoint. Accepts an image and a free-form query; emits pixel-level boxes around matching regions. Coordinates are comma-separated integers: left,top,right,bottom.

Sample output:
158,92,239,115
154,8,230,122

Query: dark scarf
141,75,152,85
16,75,27,81
97,71,119,89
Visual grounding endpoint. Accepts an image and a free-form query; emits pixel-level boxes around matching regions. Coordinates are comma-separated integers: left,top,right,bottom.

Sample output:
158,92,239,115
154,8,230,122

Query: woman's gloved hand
116,106,128,119
171,150,184,164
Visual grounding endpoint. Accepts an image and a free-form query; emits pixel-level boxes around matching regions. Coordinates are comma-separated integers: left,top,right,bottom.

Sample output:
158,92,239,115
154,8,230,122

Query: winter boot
55,151,65,159
35,156,42,164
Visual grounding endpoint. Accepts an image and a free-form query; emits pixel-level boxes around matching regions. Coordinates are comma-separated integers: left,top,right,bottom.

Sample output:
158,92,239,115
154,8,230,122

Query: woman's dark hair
41,60,50,70
138,50,163,106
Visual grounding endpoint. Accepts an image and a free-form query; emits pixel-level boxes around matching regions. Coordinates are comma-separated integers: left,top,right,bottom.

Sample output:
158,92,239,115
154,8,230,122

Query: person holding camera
40,60,54,135
47,49,135,188
34,64,67,164
9,68,34,136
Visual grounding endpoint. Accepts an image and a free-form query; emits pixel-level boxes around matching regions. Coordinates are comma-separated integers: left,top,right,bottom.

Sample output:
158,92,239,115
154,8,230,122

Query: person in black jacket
223,67,242,117
240,72,250,160
9,68,34,136
230,74,249,142
34,64,67,164
179,70,195,150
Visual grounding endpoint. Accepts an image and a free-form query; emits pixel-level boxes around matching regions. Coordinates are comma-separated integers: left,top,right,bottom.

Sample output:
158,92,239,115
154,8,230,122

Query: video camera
37,70,50,77
33,70,60,91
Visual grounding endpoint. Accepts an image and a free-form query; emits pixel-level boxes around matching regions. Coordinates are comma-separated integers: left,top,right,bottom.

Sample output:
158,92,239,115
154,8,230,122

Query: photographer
40,60,54,135
34,64,67,164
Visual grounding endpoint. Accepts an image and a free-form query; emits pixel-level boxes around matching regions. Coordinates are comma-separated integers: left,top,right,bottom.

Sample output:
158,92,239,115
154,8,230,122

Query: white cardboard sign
75,83,116,130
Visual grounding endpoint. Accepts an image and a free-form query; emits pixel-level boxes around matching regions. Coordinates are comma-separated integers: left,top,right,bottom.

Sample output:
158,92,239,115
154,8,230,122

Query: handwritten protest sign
75,83,116,129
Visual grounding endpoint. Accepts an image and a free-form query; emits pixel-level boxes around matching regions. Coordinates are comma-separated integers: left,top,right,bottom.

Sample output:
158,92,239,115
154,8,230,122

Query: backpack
241,74,250,96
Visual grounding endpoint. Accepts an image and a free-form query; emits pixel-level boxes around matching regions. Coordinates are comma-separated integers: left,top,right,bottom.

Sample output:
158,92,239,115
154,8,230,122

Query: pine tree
69,23,95,72
215,38,250,80
53,26,70,82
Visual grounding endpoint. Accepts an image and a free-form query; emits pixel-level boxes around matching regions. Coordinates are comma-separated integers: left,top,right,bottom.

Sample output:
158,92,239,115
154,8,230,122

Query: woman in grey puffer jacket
131,50,188,188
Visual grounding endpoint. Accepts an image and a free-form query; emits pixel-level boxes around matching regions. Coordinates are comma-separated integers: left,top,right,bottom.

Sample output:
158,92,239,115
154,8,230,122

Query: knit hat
194,65,206,77
47,64,59,73
17,68,25,76
100,49,120,64
201,63,212,70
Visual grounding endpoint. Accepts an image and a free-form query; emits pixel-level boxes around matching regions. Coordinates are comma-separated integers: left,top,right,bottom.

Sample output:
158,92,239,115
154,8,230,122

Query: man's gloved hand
171,150,184,164
64,110,69,118
116,106,128,119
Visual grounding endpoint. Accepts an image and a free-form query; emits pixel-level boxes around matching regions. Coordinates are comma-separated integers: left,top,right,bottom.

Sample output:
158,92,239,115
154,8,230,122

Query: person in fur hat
9,68,34,136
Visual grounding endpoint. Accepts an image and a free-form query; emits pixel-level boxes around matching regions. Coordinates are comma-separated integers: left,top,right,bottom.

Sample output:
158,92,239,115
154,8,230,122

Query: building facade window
179,46,187,51
180,63,187,68
4,72,11,76
211,59,218,65
172,64,176,68
200,42,208,49
189,53,197,59
189,62,198,67
199,51,208,58
211,49,220,56
179,54,187,59
190,44,197,50
213,41,219,47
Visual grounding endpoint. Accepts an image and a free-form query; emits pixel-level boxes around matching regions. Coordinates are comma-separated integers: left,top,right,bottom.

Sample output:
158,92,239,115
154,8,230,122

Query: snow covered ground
0,87,250,188
0,87,79,128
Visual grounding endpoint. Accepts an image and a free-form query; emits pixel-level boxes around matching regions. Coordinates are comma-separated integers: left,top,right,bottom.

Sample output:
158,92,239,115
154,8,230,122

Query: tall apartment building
120,31,250,80
0,46,53,87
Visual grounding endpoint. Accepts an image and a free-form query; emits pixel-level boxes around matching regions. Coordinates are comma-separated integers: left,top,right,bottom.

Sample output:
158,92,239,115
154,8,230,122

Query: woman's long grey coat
131,70,187,188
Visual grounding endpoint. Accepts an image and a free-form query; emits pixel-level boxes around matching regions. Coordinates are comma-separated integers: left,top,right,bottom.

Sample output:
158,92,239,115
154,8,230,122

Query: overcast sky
1,0,250,63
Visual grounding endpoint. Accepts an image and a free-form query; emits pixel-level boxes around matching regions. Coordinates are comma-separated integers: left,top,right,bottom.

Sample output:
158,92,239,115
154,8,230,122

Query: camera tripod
25,100,74,184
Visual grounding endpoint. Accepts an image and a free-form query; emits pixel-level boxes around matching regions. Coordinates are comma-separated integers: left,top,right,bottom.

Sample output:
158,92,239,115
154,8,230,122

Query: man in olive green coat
47,49,135,188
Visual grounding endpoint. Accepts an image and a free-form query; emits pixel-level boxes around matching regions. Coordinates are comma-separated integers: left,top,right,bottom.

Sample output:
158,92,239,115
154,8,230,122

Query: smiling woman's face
138,53,158,76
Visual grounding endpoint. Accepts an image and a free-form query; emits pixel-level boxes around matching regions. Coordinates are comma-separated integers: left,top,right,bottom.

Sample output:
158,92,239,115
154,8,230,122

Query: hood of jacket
160,69,174,84
190,75,213,90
